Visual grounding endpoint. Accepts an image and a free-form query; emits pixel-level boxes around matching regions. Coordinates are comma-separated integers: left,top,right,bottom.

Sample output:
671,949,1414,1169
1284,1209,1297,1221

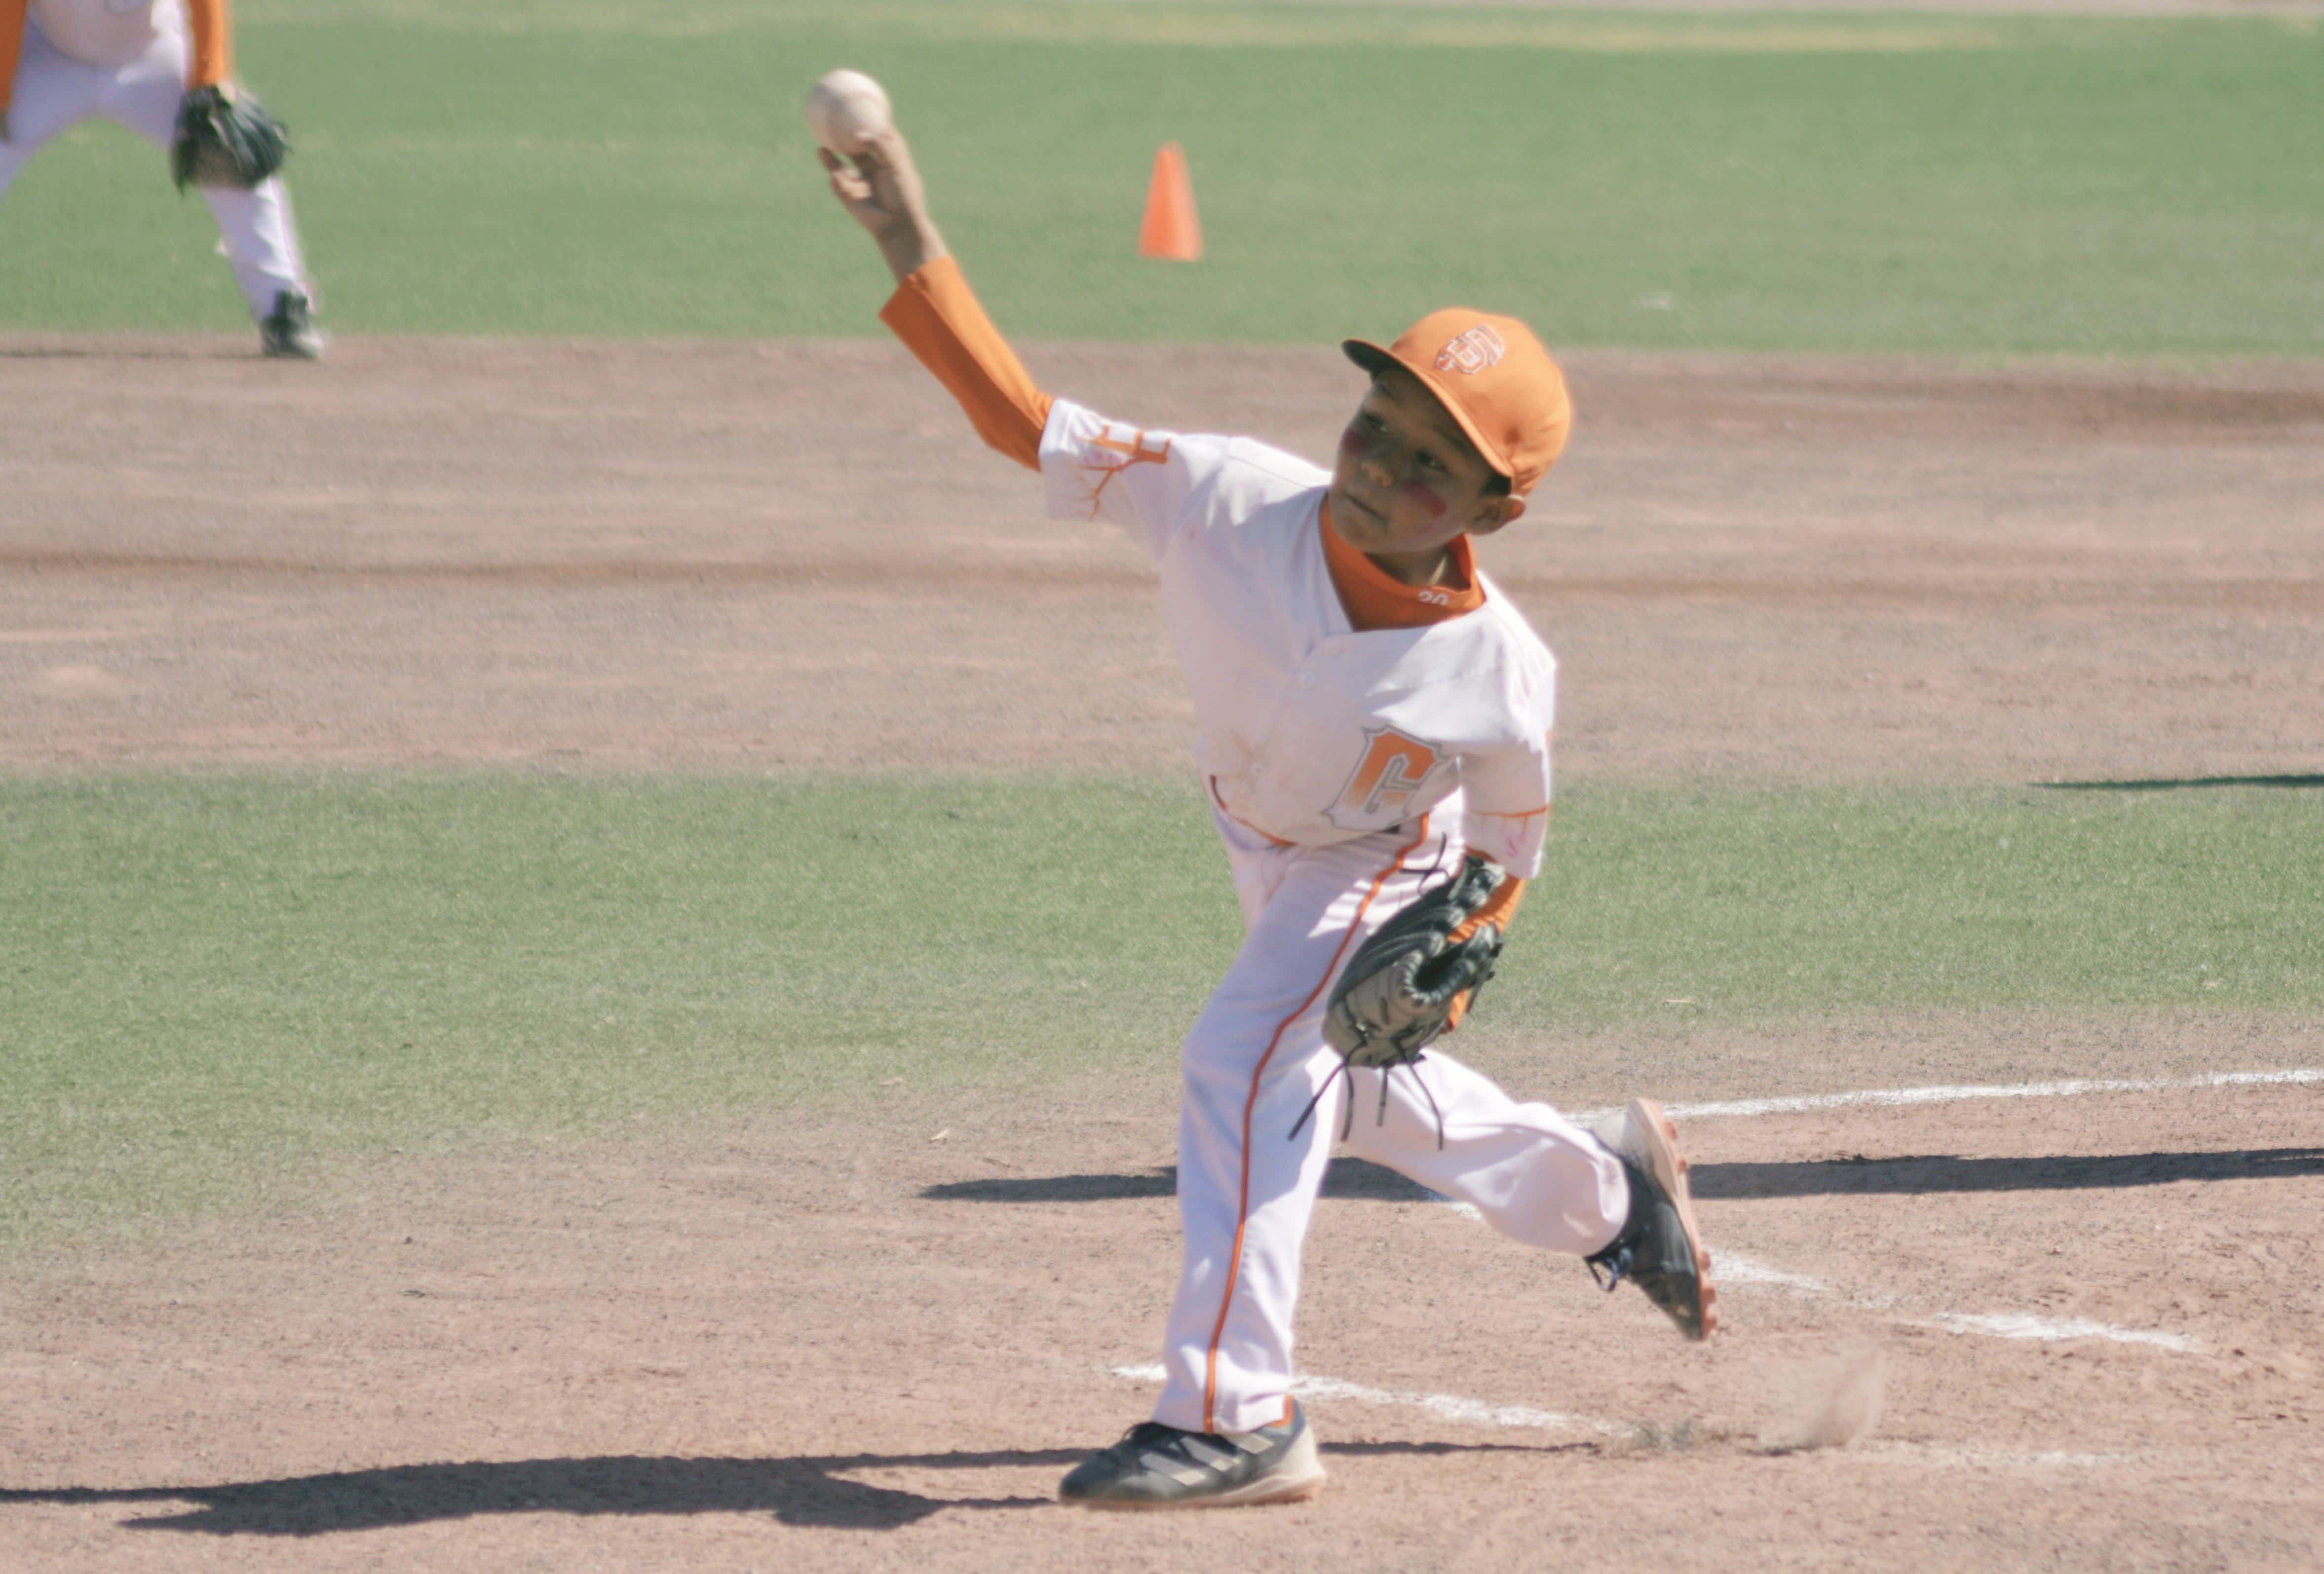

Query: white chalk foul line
1857,1441,2134,1471
1603,1066,2324,1125
1925,1312,2201,1353
1104,1365,2129,1470
1563,1067,2310,1355
1107,1362,1616,1436
1431,1225,2202,1353
1709,1248,1843,1299
1708,1247,2204,1353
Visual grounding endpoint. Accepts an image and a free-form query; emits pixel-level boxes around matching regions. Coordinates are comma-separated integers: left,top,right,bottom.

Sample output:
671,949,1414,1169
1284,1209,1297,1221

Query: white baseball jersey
30,0,177,70
1039,398,1558,877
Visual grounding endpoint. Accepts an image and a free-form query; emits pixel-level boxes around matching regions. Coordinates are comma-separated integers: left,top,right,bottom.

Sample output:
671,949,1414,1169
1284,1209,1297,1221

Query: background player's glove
170,85,290,192
1324,853,1510,1069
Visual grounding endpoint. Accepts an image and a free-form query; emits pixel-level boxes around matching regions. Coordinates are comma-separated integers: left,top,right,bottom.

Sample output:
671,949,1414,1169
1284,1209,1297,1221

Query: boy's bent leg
1342,1061,1718,1338
1338,1050,1629,1255
1155,818,1453,1437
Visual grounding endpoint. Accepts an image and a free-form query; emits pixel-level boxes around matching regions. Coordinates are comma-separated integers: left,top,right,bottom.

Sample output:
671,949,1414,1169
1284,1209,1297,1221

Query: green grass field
5,776,2317,1250
5,4,2320,1252
1,1,2319,351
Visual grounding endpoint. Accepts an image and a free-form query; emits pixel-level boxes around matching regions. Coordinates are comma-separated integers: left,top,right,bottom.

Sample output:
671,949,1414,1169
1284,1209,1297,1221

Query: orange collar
1319,502,1484,631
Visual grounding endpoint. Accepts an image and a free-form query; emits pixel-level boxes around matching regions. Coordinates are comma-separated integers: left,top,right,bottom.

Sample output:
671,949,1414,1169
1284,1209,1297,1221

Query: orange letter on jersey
1327,727,1445,828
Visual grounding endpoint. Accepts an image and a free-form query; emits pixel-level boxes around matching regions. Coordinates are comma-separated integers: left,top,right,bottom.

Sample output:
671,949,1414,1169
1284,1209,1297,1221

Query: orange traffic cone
1138,143,1203,262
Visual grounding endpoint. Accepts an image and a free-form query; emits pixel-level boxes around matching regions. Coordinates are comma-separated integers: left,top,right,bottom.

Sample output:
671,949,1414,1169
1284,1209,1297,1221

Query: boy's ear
1468,495,1526,536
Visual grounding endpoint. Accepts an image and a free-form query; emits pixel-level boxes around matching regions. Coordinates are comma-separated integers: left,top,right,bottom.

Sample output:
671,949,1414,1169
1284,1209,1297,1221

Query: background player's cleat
261,291,326,360
1585,1098,1718,1340
1058,1401,1326,1509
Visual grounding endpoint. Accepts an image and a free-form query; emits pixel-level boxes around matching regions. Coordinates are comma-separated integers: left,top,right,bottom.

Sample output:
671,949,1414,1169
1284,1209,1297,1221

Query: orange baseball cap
1343,309,1573,496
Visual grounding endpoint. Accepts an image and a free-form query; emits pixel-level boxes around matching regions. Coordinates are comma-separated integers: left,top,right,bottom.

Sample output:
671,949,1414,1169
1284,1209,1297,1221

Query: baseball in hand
806,69,892,156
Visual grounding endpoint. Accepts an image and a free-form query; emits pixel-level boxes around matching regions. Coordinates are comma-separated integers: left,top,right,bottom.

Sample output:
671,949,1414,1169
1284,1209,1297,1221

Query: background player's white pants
1155,804,1633,1436
0,15,312,320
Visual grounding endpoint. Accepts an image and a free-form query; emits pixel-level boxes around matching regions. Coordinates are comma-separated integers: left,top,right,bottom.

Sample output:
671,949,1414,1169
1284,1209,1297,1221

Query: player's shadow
929,1151,2324,1206
1689,1147,2324,1199
922,1156,1444,1205
0,1451,1067,1536
2036,774,2324,791
0,1440,1557,1537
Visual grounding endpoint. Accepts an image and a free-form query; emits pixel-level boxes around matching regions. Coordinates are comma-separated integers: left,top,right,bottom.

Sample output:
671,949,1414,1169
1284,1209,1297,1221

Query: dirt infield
2,336,2321,1570
2,1065,2319,1572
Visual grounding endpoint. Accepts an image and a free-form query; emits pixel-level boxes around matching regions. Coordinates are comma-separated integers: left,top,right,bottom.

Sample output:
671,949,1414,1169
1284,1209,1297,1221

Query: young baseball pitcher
1,0,322,357
822,123,1716,1510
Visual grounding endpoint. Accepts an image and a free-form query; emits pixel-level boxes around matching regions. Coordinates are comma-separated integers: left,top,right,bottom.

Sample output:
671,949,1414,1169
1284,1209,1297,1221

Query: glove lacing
1286,1051,1449,1151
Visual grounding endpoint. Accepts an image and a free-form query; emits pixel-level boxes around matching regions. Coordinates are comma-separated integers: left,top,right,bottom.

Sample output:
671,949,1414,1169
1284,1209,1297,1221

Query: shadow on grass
2036,775,2324,791
932,1150,2324,1207
923,1156,1441,1205
1690,1147,2324,1199
0,1439,1566,1535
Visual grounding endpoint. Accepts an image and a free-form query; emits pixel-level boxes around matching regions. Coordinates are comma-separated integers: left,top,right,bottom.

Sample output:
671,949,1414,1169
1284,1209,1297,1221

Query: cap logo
1434,325,1506,376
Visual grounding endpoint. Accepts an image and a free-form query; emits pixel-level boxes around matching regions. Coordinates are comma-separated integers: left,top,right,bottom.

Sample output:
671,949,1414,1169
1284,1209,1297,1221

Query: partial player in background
817,97,1717,1511
0,0,323,358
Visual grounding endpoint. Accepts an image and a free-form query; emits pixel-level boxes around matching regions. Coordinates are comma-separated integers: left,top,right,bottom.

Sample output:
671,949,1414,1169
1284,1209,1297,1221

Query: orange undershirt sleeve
1445,875,1525,1032
878,256,1053,472
186,0,233,88
1453,875,1526,946
0,0,29,116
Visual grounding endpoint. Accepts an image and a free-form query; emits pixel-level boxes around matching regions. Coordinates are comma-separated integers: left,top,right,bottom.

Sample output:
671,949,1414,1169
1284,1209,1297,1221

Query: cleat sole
1631,1098,1719,1340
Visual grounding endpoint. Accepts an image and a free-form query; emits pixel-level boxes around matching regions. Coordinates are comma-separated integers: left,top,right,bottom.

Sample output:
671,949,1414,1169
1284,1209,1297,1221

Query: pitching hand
819,128,947,284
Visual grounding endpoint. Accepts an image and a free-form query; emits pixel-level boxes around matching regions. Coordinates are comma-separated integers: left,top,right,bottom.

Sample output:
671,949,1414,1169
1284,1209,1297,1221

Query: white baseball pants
1,13,312,320
1154,802,1632,1436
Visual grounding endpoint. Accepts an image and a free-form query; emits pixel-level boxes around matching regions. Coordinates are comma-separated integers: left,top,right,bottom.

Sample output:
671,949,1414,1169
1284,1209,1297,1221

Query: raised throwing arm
821,127,1051,470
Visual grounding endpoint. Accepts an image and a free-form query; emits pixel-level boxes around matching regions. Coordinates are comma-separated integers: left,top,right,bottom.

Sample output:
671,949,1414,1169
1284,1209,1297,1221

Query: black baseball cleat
1585,1098,1719,1340
1058,1400,1326,1509
260,290,326,360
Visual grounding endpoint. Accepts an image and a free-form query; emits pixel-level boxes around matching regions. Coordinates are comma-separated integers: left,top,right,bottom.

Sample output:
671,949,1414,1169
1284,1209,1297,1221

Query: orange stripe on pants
1199,817,1433,1434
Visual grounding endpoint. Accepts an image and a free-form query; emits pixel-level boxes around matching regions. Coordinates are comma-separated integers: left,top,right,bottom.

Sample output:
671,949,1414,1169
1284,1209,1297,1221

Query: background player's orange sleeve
0,0,29,115
186,0,233,89
878,256,1053,471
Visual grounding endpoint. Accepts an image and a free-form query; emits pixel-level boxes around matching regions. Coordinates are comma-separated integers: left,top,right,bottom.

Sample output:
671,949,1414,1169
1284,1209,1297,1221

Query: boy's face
1327,367,1525,562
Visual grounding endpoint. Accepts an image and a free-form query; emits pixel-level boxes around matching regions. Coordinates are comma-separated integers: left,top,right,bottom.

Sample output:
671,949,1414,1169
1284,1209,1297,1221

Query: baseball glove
1326,853,1509,1068
1291,854,1511,1147
170,85,290,192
